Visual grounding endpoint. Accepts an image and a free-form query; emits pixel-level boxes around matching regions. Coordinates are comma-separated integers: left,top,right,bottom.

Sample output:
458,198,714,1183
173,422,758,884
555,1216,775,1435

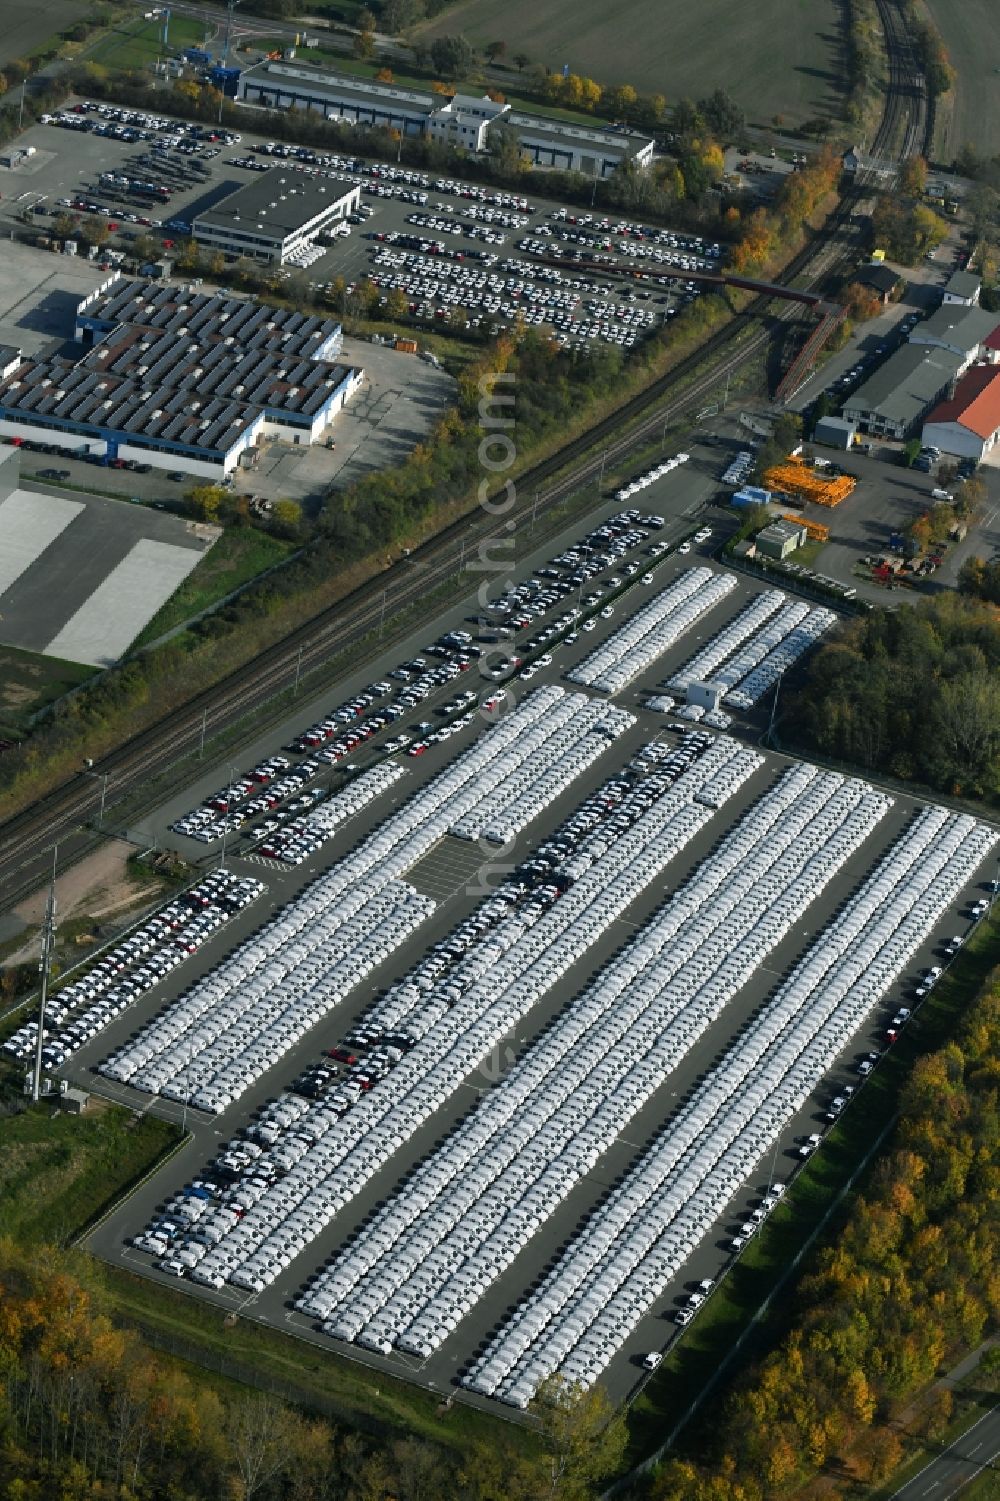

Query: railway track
0,9,928,902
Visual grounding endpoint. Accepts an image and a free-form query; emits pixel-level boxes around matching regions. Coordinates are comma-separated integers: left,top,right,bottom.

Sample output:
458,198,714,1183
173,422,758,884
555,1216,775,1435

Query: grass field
924,0,1000,162
130,527,295,651
418,0,845,126
83,12,211,73
0,643,96,738
0,0,84,69
0,1103,180,1246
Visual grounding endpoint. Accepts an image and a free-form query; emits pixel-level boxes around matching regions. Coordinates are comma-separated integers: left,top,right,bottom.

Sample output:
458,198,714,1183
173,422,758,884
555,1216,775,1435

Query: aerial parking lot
30,491,996,1417
4,103,721,355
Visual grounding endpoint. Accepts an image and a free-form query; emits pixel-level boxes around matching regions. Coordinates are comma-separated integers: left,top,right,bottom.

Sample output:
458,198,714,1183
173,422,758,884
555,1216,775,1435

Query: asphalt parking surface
61,479,1000,1411
3,104,712,358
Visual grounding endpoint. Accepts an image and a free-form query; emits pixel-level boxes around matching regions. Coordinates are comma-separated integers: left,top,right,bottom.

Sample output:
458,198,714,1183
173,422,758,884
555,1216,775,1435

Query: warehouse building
0,278,362,477
192,168,361,264
756,519,807,560
941,269,981,307
922,365,1000,463
907,305,1000,369
814,415,857,450
841,344,964,440
236,59,655,177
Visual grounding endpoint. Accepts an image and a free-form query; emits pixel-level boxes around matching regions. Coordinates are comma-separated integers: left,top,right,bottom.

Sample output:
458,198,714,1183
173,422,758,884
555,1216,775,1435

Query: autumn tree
606,83,638,119
899,153,928,197
354,27,375,59
535,1376,627,1499
485,40,506,62
374,65,393,83
80,214,109,248
185,484,227,523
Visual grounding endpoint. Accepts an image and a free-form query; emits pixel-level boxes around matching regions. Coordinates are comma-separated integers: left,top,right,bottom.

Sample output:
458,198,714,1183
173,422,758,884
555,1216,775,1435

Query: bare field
924,0,1000,162
420,0,845,125
0,0,86,66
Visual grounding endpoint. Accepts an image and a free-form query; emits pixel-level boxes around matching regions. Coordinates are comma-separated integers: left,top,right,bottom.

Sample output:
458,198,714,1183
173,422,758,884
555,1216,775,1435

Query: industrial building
841,344,964,440
236,59,656,178
755,519,807,560
814,415,858,450
922,364,1000,463
0,277,362,477
192,168,361,264
941,269,981,307
851,262,901,304
907,305,1000,369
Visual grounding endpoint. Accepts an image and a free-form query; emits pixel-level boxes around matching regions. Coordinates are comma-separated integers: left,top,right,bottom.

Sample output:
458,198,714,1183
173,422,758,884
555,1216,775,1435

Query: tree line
785,593,1000,802
0,1236,626,1500
643,968,1000,1498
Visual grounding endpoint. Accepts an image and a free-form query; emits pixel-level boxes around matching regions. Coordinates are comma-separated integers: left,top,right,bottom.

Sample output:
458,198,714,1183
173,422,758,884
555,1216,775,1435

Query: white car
694,527,713,543
643,1350,664,1367
677,541,692,555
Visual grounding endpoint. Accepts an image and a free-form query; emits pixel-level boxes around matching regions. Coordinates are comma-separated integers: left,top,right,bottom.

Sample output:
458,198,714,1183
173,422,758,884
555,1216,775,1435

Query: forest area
786,594,1000,802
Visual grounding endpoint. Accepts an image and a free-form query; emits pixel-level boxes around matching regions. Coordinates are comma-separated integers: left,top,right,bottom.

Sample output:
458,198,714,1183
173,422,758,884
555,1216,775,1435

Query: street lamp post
82,763,109,828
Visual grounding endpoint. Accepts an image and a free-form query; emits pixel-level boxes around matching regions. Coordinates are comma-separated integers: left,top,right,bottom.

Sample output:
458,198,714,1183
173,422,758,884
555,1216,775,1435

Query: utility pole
17,81,26,132
31,848,58,1104
221,0,241,68
379,587,387,637
767,670,784,748
198,705,208,759
293,642,303,696
597,448,608,492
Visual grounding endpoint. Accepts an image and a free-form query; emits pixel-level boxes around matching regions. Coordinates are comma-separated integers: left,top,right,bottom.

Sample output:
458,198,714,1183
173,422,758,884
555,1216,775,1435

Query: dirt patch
9,840,156,962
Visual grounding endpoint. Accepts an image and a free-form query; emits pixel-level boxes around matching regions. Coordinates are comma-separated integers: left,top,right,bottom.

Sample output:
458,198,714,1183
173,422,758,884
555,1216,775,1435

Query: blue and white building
0,277,363,476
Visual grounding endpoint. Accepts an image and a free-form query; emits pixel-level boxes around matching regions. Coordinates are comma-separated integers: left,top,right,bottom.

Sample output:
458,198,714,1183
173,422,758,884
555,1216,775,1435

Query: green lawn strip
84,13,207,71
130,529,295,650
103,1263,539,1454
0,1105,179,1246
625,912,1000,1471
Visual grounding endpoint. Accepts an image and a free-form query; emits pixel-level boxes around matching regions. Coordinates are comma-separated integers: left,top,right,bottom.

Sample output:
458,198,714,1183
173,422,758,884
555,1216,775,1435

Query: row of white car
616,451,689,501
128,736,761,1296
3,870,264,1069
98,690,631,1111
725,607,838,710
467,804,997,1405
449,698,634,845
305,765,890,1362
568,567,737,696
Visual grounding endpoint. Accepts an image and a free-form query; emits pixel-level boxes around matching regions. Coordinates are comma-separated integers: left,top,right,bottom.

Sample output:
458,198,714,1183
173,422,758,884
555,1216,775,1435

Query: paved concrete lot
45,535,209,666
56,486,998,1413
0,239,106,357
0,486,82,595
0,483,217,662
